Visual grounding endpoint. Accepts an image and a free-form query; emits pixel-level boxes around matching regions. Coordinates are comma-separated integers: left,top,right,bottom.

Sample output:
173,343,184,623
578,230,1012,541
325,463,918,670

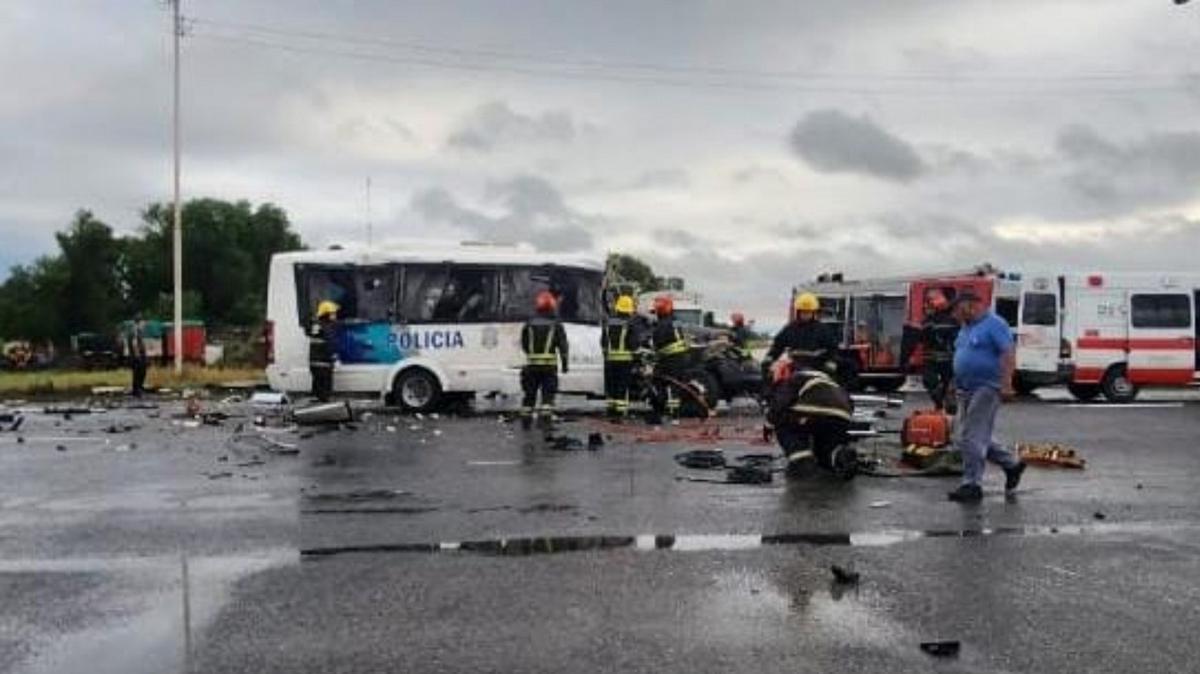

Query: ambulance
1059,273,1200,402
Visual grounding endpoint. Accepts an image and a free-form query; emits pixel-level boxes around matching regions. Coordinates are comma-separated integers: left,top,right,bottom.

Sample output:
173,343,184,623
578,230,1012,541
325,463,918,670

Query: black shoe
1004,461,1027,493
947,484,983,503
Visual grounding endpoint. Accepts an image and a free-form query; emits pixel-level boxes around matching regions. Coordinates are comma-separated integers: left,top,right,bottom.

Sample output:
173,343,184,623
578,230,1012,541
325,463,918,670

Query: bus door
1016,276,1060,378
1127,291,1195,386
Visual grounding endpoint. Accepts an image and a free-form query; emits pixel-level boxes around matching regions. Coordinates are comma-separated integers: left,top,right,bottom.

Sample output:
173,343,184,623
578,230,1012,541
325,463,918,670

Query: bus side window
401,265,499,324
355,266,396,322
297,266,357,326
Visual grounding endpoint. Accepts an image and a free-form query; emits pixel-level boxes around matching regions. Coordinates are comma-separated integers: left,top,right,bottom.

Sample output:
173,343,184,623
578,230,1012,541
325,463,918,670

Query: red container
162,322,206,363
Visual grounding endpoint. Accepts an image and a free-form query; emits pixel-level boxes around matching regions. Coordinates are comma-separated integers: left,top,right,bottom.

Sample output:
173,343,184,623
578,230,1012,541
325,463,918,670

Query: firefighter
309,301,339,402
651,295,692,418
729,312,753,359
128,314,148,398
603,294,643,418
766,293,838,372
921,288,959,412
520,290,570,429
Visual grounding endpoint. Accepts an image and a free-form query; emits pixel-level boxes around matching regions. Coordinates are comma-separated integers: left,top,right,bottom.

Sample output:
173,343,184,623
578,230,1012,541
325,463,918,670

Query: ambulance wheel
393,368,442,413
1067,383,1101,402
1101,366,1138,403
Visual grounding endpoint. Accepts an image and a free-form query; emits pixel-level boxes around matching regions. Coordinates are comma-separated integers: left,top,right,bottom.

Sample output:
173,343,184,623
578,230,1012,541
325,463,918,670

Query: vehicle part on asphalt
830,564,861,585
919,641,961,657
674,448,726,469
1016,442,1086,469
293,401,353,425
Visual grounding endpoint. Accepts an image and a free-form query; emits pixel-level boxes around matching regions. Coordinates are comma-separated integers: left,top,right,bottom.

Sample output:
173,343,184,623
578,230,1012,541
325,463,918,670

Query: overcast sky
3,1,1200,326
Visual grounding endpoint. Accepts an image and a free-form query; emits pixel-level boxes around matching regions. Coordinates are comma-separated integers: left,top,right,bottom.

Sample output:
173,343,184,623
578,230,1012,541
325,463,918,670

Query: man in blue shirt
947,289,1026,502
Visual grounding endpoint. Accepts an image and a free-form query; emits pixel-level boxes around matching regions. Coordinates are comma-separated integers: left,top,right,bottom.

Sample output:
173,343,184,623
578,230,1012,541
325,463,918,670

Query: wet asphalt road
3,388,1200,673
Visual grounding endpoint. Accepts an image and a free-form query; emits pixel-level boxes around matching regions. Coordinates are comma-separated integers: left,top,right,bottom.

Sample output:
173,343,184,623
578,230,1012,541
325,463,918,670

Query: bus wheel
1101,366,1138,403
1067,383,1100,402
394,368,443,413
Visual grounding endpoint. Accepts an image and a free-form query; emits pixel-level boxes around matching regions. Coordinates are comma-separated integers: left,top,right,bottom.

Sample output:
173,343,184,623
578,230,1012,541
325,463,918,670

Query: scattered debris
830,564,860,585
1093,511,1107,521
0,412,24,432
869,500,892,509
546,434,586,451
1016,442,1086,469
204,471,234,480
919,641,961,658
250,391,289,406
725,463,772,484
674,448,726,469
113,443,135,453
104,423,138,434
293,401,353,426
43,406,92,416
55,444,67,452
587,432,604,450
303,488,410,502
237,458,266,468
386,425,398,433
181,420,201,429
90,386,125,396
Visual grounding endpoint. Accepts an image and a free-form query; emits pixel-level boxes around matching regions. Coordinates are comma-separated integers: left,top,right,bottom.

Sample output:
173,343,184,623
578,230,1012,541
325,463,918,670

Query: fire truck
792,265,1069,394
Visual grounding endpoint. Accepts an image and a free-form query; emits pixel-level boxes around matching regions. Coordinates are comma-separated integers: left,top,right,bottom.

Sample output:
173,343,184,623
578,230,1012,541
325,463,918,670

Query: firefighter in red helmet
651,295,691,418
519,290,570,429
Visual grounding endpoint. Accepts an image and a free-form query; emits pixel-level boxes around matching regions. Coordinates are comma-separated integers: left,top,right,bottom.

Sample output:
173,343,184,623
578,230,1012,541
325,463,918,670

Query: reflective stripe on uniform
606,324,633,363
787,404,852,421
526,325,558,366
658,327,688,357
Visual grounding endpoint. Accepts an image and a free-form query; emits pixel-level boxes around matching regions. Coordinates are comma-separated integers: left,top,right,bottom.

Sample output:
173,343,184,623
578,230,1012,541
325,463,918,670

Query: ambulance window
995,298,1019,327
1131,294,1191,329
1021,293,1057,326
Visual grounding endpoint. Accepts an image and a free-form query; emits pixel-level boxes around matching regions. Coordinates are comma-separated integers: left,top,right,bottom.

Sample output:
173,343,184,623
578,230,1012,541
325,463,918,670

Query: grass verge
0,366,266,397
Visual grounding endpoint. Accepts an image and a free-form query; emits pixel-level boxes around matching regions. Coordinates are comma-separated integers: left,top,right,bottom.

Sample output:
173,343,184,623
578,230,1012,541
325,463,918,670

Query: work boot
1004,461,1027,494
784,450,816,479
947,484,983,503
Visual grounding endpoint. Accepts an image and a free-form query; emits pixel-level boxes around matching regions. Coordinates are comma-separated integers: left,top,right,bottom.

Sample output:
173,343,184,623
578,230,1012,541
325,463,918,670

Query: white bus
265,243,607,411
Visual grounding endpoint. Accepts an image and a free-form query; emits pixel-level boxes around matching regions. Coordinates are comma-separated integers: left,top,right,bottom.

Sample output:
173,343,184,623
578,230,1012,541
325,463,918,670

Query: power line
190,16,1185,85
189,29,1196,98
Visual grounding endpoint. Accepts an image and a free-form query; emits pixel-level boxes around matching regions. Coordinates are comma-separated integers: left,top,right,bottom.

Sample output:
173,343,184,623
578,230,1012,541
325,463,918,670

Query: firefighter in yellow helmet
602,295,645,418
309,300,339,401
766,292,838,372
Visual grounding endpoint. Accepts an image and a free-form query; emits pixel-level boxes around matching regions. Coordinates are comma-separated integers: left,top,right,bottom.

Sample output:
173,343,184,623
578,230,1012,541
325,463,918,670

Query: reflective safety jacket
652,317,689,359
521,316,569,370
603,317,644,363
766,319,837,366
922,309,959,363
308,319,337,366
768,369,852,424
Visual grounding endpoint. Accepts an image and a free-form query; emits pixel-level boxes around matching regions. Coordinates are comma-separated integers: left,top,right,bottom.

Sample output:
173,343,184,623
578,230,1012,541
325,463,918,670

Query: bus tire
1067,383,1101,402
1101,365,1138,403
393,368,443,413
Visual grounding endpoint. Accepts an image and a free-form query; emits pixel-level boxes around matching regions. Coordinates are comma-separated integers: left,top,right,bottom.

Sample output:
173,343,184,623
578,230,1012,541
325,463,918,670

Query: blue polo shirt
953,311,1013,391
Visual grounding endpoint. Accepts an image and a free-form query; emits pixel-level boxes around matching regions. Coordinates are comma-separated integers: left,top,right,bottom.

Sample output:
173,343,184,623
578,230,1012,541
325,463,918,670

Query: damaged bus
265,243,606,411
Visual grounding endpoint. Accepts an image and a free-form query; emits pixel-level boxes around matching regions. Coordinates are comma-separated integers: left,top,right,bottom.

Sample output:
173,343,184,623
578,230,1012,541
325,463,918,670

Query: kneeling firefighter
603,294,644,418
651,295,692,418
520,291,569,428
765,360,857,479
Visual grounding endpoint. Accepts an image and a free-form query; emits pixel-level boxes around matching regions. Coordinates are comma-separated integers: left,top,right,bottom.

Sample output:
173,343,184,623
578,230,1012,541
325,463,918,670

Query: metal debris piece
830,564,860,585
674,448,726,469
919,641,960,657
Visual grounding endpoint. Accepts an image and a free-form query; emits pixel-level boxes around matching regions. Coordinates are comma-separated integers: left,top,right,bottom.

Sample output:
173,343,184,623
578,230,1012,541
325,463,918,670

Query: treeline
0,199,304,344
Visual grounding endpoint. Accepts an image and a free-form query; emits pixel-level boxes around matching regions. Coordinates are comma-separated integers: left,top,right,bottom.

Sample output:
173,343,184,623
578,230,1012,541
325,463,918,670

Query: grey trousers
955,386,1018,487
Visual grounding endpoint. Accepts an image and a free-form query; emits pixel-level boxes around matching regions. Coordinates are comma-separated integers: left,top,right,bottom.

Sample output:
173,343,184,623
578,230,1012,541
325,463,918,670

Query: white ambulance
1060,272,1200,402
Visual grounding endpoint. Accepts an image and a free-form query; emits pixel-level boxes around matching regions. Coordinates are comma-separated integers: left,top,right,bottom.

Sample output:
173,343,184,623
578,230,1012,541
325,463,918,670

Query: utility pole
366,177,373,246
170,0,184,373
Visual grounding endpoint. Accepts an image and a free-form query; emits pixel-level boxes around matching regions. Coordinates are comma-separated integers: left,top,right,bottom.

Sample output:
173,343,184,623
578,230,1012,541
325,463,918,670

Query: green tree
139,199,303,326
607,253,663,292
56,210,126,336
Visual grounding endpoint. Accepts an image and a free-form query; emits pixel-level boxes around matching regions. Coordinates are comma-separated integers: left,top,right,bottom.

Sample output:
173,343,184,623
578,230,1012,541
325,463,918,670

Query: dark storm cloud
410,175,596,252
788,110,926,182
1056,123,1200,211
446,101,576,152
